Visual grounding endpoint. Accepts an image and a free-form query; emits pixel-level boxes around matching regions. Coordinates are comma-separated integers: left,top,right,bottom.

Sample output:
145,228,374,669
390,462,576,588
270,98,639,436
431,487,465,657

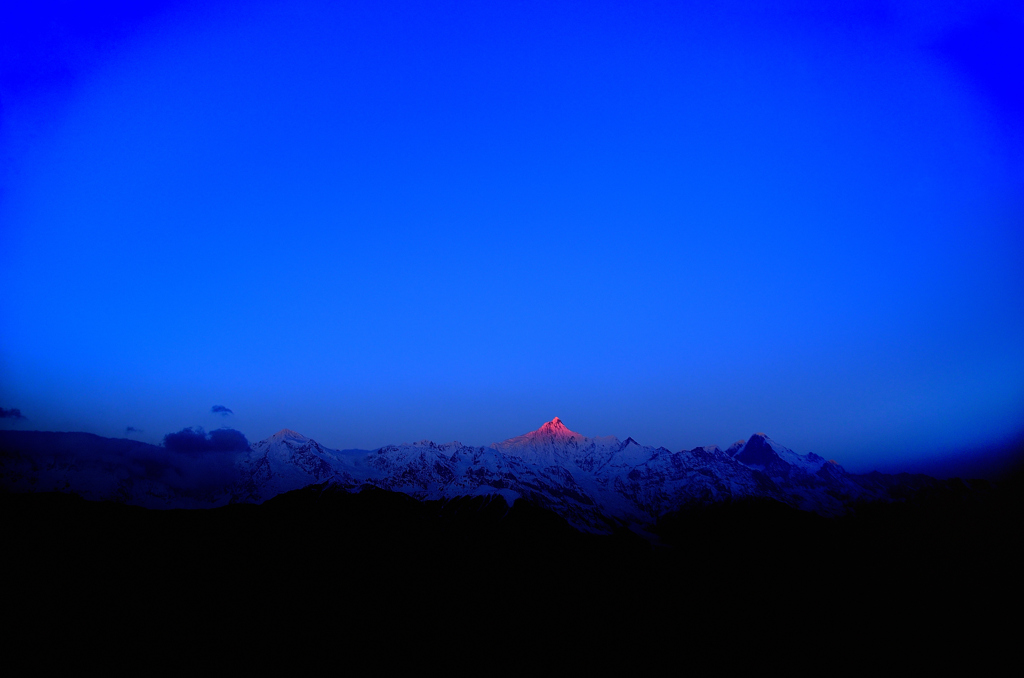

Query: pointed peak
725,440,746,456
538,417,572,433
742,433,779,451
271,428,308,441
746,433,791,452
733,435,781,467
523,417,581,441
817,459,848,477
490,416,587,455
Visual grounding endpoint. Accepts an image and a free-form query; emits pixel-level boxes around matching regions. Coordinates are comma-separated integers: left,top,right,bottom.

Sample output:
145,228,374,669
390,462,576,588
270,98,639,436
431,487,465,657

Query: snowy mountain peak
734,434,782,466
729,433,828,474
751,433,794,454
533,417,578,440
725,440,746,456
489,417,595,462
270,428,308,442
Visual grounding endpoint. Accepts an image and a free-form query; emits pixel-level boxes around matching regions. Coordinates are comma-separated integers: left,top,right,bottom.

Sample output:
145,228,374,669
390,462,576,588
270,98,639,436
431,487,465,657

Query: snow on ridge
3,423,876,531
729,432,827,474
251,424,831,481
268,428,308,441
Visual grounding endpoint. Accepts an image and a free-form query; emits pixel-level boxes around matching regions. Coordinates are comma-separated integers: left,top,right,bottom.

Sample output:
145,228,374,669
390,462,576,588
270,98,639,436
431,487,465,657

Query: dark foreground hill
3,475,1021,668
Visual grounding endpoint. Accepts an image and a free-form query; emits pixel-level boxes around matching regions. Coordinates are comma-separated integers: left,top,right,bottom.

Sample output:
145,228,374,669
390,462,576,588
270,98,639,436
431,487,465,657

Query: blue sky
1,0,1022,475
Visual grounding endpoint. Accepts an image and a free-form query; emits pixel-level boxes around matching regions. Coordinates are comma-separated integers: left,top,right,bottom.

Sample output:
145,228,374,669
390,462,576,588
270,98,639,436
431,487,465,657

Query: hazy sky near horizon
1,0,1022,474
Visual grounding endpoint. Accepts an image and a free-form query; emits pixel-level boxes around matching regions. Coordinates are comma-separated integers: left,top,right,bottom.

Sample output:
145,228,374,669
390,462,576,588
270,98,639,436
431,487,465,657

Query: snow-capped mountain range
0,418,941,533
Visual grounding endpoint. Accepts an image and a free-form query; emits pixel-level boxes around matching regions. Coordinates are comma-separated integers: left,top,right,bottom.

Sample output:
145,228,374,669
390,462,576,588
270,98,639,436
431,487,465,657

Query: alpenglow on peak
535,417,577,438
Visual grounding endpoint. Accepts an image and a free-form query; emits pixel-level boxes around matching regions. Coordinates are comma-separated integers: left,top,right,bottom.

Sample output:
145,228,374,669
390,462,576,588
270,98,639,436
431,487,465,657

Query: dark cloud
0,408,27,419
164,427,249,454
206,428,248,451
125,426,141,434
0,430,247,498
211,405,233,416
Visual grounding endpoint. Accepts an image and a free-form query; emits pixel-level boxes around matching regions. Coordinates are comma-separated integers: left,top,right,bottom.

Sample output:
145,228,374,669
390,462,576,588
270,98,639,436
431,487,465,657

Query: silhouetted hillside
3,474,1019,667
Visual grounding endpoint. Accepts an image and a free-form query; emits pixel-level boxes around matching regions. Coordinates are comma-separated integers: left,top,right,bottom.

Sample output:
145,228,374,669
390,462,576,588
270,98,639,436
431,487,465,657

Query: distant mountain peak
270,428,308,441
725,440,746,456
535,417,577,439
490,417,588,457
747,432,791,451
732,434,783,468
